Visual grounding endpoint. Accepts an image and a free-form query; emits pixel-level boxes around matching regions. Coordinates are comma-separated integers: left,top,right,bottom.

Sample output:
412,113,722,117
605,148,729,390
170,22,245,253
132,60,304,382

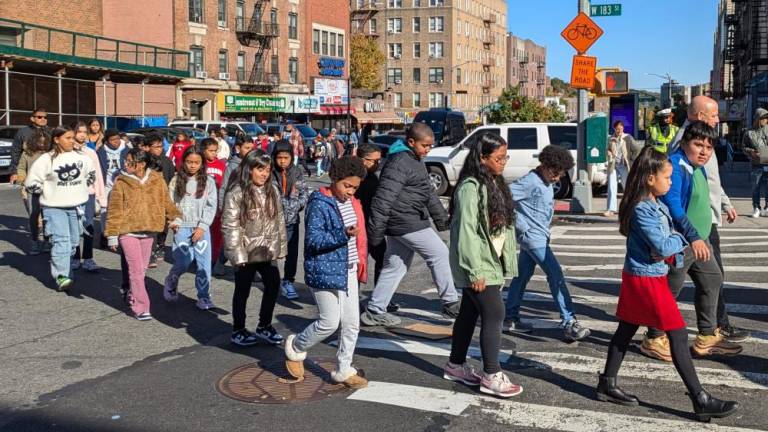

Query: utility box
585,115,608,163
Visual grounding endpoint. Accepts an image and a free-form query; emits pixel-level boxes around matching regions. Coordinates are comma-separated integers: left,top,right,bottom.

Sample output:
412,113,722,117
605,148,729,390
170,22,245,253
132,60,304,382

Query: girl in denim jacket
596,147,738,423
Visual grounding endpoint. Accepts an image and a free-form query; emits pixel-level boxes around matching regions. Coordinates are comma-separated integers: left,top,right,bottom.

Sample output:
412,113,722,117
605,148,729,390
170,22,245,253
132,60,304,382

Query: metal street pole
571,0,592,213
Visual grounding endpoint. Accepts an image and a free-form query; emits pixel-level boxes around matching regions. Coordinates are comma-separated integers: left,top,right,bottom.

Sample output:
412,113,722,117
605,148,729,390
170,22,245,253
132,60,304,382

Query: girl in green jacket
444,133,522,399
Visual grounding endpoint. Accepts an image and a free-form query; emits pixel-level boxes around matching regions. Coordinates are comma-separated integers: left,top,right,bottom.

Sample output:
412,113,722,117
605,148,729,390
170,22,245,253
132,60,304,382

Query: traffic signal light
601,71,628,95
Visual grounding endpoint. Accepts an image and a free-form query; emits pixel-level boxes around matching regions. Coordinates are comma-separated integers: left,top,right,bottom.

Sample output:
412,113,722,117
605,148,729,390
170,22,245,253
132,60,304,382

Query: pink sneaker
443,362,481,386
480,372,523,398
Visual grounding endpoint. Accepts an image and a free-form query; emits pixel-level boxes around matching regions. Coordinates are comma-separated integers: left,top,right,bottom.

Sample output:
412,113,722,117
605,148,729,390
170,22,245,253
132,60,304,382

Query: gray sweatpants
367,227,458,314
294,264,360,378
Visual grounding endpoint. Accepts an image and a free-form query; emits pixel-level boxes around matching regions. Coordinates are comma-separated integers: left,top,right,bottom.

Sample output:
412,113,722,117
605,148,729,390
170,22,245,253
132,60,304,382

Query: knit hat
756,108,768,120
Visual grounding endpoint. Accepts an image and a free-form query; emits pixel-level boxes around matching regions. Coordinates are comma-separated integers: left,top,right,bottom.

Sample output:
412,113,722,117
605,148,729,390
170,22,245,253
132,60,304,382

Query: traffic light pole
571,0,593,214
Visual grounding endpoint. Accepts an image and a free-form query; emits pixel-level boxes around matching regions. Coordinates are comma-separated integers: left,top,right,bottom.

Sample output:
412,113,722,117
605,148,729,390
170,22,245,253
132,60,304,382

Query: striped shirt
336,198,359,264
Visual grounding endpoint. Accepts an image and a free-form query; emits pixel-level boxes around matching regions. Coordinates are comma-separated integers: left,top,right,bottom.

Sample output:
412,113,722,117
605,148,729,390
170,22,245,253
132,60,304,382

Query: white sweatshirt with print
24,150,96,208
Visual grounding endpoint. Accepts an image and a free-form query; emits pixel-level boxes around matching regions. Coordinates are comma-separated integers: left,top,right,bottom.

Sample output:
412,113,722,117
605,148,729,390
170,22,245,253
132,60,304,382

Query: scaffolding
236,1,279,93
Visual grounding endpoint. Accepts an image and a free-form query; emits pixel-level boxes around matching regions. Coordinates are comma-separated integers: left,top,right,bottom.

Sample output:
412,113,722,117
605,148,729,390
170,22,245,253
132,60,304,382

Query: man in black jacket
361,123,459,327
10,107,49,184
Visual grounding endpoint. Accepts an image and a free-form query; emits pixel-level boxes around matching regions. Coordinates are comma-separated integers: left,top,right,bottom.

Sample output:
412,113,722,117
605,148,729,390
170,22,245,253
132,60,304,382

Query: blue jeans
751,168,768,210
505,246,575,324
42,207,82,280
284,222,300,282
164,227,212,299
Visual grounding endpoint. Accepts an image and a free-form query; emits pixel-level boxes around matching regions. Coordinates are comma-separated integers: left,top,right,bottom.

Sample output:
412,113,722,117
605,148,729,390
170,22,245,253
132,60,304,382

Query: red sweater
206,158,226,189
168,140,192,169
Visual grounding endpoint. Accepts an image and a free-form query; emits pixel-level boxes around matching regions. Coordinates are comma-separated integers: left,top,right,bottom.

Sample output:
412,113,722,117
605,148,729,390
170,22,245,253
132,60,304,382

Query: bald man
642,96,747,362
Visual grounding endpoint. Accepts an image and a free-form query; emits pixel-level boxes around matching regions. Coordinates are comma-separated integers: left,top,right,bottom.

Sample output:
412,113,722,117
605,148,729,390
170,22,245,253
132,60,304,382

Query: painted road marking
552,251,768,259
551,242,768,249
553,234,768,241
530,275,768,290
558,264,768,273
555,226,768,233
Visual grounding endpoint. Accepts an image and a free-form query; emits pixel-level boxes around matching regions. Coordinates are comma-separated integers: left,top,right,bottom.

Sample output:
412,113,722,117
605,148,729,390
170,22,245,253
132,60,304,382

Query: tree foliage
350,35,385,91
549,77,576,97
488,87,566,124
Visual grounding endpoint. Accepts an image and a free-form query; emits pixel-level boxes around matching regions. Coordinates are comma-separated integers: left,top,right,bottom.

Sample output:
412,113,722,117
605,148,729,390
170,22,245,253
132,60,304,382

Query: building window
388,0,402,7
237,51,246,81
387,68,403,84
428,17,444,32
218,0,227,27
338,34,344,57
429,67,444,83
412,17,421,33
313,29,320,54
413,0,421,6
413,42,421,58
388,43,402,58
190,46,204,75
413,67,421,83
288,13,298,39
429,0,444,6
330,33,337,57
369,18,377,34
429,92,445,108
456,67,461,84
457,44,461,60
387,18,402,33
289,57,298,84
236,1,244,30
413,92,421,107
271,55,279,75
271,8,278,24
428,42,443,58
321,31,329,55
219,50,228,74
189,0,204,23
394,93,402,108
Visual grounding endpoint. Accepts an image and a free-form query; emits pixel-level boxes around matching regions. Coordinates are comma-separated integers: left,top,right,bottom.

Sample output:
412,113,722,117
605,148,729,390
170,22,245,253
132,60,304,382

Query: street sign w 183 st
590,4,622,17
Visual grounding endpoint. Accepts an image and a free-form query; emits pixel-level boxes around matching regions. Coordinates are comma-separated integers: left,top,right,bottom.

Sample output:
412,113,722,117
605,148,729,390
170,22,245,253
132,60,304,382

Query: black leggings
604,320,702,395
232,261,281,331
449,286,505,374
27,193,42,241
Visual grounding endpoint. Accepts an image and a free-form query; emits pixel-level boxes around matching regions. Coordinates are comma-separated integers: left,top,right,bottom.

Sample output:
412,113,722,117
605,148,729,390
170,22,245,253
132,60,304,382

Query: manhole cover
217,357,353,404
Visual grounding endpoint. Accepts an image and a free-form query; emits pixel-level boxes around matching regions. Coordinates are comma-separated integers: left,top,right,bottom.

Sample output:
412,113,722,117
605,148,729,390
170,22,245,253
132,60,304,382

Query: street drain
217,357,353,404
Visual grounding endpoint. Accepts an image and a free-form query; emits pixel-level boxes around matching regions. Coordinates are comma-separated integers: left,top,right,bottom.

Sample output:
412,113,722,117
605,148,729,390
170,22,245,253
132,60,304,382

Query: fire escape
481,13,496,98
351,0,380,38
730,0,768,99
236,1,279,93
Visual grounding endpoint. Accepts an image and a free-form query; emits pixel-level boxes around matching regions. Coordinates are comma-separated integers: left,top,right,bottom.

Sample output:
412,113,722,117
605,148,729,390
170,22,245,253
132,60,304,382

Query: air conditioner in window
394,54,401,59
218,72,230,80
387,30,394,34
437,79,443,84
395,79,402,84
429,54,435,58
195,71,208,79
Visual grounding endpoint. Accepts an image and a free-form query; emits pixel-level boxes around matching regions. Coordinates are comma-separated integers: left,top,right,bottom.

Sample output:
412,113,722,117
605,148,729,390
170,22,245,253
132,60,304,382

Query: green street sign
589,4,621,17
221,94,287,113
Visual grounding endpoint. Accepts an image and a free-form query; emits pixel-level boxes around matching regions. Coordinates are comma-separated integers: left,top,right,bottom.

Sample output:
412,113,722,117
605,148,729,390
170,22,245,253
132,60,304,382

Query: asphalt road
0,173,766,432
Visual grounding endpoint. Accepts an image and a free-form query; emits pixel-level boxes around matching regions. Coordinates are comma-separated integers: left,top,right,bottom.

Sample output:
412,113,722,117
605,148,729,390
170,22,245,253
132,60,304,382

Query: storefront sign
364,100,384,112
291,96,321,113
318,57,345,77
220,93,287,112
314,78,348,105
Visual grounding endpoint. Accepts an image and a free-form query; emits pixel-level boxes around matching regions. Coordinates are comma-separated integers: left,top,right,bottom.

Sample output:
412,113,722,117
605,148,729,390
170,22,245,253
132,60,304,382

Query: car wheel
554,174,572,199
428,165,449,196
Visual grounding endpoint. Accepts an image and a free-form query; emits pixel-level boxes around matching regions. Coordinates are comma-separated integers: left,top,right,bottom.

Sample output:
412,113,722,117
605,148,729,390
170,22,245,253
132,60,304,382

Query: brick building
506,33,547,104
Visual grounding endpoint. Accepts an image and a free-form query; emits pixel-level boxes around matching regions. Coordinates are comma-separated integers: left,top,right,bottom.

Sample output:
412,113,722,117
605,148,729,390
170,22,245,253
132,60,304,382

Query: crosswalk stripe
394,309,768,345
553,234,768,241
530,275,768,290
350,336,768,390
551,242,768,249
552,251,768,259
555,226,768,233
349,381,761,431
558,264,768,273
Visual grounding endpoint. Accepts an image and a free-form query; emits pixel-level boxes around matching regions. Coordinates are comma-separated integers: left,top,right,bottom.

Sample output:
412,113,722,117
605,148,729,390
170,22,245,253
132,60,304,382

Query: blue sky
506,0,718,92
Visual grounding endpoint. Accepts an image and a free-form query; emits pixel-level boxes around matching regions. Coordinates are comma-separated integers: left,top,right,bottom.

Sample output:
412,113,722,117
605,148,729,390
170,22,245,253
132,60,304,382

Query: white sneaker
753,208,762,218
71,258,81,271
82,259,100,272
480,372,523,398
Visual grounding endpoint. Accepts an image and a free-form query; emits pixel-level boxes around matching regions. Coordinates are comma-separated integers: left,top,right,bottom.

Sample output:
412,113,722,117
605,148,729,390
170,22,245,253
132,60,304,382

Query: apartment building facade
359,0,506,124
506,33,547,104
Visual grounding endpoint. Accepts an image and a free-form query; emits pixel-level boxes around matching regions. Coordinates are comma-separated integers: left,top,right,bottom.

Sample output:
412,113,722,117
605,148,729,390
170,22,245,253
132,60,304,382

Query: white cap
656,108,673,116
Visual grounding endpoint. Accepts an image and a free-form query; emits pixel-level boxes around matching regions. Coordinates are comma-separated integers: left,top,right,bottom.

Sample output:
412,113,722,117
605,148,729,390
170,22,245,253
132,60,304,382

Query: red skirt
615,271,686,331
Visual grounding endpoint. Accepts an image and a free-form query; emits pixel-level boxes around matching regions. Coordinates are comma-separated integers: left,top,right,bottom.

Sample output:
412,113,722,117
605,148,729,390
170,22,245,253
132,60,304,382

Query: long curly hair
228,149,278,224
174,145,208,202
451,133,515,234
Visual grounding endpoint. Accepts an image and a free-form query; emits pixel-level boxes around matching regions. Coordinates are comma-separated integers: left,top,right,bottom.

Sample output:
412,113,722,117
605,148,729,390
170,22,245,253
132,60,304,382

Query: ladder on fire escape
236,0,279,93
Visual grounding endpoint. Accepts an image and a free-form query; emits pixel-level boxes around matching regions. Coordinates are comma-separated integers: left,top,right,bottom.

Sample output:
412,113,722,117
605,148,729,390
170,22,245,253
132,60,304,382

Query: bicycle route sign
561,12,603,54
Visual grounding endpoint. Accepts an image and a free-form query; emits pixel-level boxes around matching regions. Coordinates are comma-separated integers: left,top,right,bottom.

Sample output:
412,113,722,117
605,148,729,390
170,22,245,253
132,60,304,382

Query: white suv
424,122,607,198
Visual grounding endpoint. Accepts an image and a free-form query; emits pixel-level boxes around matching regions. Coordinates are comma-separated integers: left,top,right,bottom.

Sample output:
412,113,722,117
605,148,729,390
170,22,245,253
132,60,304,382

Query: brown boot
332,368,368,389
693,330,743,357
640,334,672,362
284,334,306,379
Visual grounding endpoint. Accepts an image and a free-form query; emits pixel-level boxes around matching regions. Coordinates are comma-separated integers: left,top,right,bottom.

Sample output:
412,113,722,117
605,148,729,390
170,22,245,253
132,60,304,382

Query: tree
543,101,566,123
488,87,566,123
549,77,576,97
350,35,385,91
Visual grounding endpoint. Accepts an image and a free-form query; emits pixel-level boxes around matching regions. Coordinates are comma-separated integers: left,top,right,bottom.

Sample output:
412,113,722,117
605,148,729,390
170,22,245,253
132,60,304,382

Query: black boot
689,390,739,422
596,374,639,406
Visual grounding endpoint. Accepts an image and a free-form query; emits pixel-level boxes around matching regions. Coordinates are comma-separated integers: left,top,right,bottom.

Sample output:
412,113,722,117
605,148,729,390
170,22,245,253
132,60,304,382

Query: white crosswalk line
558,263,768,273
553,234,768,241
349,381,760,431
551,242,768,250
553,251,768,259
349,336,768,390
554,226,768,233
530,274,768,290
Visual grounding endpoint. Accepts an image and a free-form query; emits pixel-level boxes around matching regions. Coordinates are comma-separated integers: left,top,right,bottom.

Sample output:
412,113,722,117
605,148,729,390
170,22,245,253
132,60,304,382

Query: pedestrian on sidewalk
271,140,309,300
221,150,287,347
25,126,96,292
72,121,106,272
105,147,180,320
641,121,743,361
86,118,104,151
10,107,49,184
288,125,311,176
202,138,226,272
503,145,591,341
167,131,192,170
15,128,50,256
312,134,327,177
604,120,639,217
284,156,369,389
444,134,523,399
163,146,217,311
97,128,129,248
141,134,175,269
596,146,739,422
744,107,768,218
361,123,459,327
666,96,747,345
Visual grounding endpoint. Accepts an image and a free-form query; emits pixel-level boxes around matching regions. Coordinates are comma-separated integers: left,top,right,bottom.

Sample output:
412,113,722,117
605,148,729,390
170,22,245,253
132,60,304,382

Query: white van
424,122,607,198
168,120,265,139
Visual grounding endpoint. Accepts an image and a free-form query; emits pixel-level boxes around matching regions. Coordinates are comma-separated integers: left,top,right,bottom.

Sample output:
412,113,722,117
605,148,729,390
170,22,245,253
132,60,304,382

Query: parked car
423,122,608,198
369,134,404,157
0,125,22,176
168,120,265,140
413,108,467,147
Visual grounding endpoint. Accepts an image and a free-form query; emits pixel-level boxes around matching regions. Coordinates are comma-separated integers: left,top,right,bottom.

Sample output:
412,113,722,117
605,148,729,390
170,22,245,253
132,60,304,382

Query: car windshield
296,125,317,137
239,123,265,135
